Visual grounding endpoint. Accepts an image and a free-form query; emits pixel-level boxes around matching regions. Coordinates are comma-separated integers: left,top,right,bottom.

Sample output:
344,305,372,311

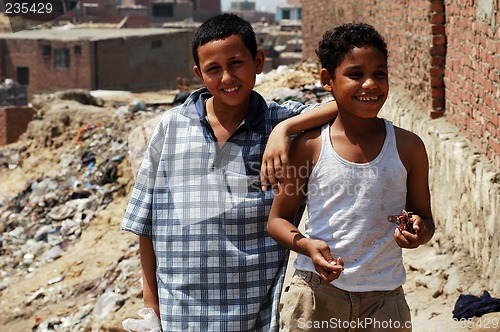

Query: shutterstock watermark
297,317,412,330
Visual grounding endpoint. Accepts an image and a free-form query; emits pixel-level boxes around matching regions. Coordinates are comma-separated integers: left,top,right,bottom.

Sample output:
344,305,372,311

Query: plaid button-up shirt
122,88,313,331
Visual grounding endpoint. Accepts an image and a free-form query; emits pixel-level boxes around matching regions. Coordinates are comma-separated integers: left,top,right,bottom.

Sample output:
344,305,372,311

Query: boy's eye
206,66,220,73
376,71,388,78
230,60,243,66
347,72,363,79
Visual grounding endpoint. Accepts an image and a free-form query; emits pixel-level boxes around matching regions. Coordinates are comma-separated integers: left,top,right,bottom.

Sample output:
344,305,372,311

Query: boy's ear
193,65,203,81
255,50,265,74
320,68,333,92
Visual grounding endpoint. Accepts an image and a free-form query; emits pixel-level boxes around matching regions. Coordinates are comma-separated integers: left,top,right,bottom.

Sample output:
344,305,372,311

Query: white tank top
294,119,408,291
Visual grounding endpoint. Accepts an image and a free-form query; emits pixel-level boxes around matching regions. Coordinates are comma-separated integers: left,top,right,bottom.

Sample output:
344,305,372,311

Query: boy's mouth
223,86,239,93
355,95,381,102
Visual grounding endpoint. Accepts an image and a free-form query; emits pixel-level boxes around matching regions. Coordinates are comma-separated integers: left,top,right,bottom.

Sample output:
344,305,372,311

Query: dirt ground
0,64,498,331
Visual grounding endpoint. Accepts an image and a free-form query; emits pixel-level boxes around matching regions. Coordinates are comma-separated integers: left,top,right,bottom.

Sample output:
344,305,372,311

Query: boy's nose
362,77,377,89
221,69,234,82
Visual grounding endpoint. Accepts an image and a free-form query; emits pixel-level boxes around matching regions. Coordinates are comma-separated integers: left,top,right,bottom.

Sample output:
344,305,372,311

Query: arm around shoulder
261,100,338,190
278,99,338,135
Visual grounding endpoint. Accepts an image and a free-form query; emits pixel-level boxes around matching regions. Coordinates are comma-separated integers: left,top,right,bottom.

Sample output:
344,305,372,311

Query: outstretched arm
261,100,338,191
394,131,435,248
267,130,344,282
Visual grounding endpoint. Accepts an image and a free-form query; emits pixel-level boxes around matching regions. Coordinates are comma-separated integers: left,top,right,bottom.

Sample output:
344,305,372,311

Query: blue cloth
453,291,500,320
122,88,313,331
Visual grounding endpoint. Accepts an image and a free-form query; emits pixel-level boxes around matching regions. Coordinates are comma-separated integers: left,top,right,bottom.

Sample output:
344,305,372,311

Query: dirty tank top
294,119,407,291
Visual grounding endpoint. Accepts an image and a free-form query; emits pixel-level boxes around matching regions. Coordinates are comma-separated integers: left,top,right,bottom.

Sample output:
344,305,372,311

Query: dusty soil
0,65,498,332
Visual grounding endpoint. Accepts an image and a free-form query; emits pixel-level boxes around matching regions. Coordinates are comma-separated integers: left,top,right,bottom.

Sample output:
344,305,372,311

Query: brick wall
0,29,195,99
0,38,94,98
0,106,33,145
301,0,499,168
445,2,499,167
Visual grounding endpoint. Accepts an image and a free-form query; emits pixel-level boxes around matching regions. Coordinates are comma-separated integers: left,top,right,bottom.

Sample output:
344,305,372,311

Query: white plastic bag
122,308,162,332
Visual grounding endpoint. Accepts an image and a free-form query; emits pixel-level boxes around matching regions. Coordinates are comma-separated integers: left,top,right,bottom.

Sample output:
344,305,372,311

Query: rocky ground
0,63,498,331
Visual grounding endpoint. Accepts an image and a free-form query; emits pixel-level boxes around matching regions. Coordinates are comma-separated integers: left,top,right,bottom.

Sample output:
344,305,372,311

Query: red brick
430,45,446,56
430,67,444,77
432,35,446,45
0,106,33,146
430,14,445,24
431,88,445,98
429,3,445,13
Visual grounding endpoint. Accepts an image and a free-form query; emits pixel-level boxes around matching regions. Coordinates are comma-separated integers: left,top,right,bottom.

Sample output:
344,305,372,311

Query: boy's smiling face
322,46,389,119
194,35,264,112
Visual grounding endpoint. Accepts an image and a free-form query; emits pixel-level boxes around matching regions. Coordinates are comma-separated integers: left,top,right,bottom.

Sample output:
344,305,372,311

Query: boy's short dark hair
192,13,258,69
316,22,388,79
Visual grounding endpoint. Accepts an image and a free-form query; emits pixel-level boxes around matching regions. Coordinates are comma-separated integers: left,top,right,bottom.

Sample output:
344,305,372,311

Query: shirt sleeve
267,100,319,128
121,118,165,238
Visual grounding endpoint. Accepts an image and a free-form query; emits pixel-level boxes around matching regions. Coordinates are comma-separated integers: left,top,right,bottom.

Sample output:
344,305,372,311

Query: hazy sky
221,0,287,13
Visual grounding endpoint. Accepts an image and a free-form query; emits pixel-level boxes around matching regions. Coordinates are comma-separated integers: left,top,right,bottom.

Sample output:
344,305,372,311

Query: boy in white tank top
266,23,435,331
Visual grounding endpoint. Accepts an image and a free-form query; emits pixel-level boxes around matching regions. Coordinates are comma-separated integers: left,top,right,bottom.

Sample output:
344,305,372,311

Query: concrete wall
381,89,499,294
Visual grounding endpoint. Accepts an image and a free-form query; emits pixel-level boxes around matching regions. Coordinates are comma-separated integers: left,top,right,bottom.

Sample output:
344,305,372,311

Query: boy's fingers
273,158,283,183
337,256,344,267
266,161,278,189
323,260,344,283
320,248,334,264
260,161,269,191
394,228,420,249
279,154,290,179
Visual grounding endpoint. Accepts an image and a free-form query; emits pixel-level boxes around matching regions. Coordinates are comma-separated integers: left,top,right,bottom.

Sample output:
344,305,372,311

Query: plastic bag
122,308,162,332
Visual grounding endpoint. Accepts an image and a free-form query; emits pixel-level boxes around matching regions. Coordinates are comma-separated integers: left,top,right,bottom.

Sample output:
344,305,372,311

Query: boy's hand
393,214,432,249
307,239,344,283
260,124,291,192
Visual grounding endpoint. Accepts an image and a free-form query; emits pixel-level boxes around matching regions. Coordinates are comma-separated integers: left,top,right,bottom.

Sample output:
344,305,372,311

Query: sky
221,0,287,13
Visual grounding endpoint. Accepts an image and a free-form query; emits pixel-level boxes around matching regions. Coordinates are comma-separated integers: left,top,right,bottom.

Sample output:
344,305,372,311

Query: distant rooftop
0,28,190,41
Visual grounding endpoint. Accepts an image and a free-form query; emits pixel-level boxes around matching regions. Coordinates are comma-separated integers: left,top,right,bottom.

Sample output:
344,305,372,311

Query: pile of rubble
2,63,493,331
0,64,324,331
0,89,167,331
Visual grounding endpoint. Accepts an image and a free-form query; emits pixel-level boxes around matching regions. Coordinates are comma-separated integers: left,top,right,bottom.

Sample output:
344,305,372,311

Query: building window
152,3,173,17
74,45,81,55
54,48,70,68
42,45,51,58
17,67,29,85
151,40,162,48
282,9,291,20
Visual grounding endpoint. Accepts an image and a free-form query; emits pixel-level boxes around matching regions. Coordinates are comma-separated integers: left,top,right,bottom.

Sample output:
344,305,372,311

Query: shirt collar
179,88,267,133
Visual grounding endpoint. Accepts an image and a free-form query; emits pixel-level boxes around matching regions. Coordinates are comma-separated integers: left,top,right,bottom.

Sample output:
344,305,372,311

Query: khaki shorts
280,270,412,332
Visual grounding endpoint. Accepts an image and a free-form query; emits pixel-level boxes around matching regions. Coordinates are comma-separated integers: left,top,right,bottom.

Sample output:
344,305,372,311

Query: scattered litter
453,290,500,320
47,273,65,285
0,65,338,330
122,308,162,332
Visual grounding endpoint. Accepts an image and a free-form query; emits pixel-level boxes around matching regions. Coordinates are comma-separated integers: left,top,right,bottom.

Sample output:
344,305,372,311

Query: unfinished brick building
0,28,195,100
